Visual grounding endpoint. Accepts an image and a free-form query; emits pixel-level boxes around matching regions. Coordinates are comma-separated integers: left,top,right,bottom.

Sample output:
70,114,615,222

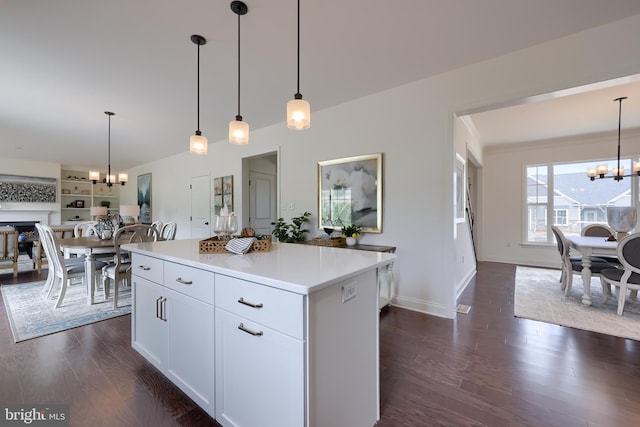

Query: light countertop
123,239,397,295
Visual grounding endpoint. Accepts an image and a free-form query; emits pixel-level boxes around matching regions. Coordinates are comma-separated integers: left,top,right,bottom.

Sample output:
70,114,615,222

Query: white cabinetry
131,253,215,416
127,241,390,427
214,274,304,427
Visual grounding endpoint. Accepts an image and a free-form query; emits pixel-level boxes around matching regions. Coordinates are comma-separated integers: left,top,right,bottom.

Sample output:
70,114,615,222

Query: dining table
565,235,618,306
58,236,120,305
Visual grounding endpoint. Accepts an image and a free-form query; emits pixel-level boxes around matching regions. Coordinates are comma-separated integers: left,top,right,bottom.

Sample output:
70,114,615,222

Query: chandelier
587,97,640,181
90,111,127,187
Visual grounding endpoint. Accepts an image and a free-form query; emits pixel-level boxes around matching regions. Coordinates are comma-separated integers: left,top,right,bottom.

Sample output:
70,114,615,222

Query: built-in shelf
60,169,120,223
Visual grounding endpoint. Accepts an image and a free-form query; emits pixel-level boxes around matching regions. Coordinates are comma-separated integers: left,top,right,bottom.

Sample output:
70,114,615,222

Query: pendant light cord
296,0,300,95
617,97,622,175
107,113,111,184
197,41,201,132
237,12,242,118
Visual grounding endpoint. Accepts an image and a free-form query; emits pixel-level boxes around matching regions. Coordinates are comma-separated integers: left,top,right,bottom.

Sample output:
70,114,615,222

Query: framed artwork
137,173,152,224
455,154,465,223
213,175,233,215
318,153,383,233
0,174,57,203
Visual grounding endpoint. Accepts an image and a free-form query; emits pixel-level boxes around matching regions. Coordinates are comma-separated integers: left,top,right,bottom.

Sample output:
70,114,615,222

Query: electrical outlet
342,282,357,303
288,202,295,211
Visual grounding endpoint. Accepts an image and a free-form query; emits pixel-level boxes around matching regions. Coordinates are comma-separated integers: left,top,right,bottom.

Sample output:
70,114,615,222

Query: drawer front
164,261,215,305
215,274,304,339
131,253,164,284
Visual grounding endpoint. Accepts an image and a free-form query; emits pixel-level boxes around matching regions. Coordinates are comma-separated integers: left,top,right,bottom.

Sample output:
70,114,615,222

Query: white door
190,175,210,238
249,172,276,236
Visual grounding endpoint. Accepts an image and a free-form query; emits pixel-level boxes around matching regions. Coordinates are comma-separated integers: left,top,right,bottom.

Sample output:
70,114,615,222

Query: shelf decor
318,153,382,233
0,174,57,203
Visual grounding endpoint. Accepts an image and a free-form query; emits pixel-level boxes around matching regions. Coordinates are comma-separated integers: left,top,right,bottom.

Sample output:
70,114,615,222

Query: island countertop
123,238,396,295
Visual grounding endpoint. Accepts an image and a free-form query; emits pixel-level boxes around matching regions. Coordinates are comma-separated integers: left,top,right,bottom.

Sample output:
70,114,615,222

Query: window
553,209,568,226
525,159,636,244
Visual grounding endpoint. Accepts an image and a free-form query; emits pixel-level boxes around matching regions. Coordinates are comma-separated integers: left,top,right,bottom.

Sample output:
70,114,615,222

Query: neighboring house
527,171,631,238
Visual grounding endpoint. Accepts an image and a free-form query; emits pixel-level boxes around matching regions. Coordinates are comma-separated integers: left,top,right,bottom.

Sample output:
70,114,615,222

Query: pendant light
229,1,249,145
90,111,127,187
587,97,640,181
287,0,310,130
189,34,208,155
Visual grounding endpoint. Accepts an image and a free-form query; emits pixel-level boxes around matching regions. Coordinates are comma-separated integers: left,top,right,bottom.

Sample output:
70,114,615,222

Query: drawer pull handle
176,277,193,285
161,297,167,321
238,297,263,309
238,323,263,337
138,265,151,271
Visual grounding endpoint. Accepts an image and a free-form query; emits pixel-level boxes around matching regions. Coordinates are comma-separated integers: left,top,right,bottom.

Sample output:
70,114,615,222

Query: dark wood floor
1,262,639,426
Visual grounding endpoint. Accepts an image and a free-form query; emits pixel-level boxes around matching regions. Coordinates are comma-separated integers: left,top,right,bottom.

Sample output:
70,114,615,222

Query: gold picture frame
318,153,383,233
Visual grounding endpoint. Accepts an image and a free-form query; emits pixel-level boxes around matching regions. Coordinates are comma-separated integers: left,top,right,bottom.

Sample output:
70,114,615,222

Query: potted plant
272,211,311,243
341,224,362,246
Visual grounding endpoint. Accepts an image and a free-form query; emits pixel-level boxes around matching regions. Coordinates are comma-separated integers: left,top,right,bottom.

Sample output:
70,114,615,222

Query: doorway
190,174,211,238
242,152,278,237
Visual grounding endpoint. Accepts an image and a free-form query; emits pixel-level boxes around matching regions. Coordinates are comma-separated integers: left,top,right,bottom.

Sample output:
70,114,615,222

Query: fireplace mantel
0,210,51,225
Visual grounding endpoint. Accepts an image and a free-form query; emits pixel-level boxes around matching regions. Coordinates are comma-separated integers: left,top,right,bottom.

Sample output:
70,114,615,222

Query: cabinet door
215,309,304,427
165,288,215,416
131,276,166,370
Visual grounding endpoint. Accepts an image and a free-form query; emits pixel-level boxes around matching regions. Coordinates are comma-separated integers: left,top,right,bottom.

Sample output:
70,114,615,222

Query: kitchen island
123,239,397,427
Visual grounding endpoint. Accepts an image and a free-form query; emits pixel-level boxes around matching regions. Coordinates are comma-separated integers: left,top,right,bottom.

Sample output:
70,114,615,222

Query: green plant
341,224,362,238
272,211,311,243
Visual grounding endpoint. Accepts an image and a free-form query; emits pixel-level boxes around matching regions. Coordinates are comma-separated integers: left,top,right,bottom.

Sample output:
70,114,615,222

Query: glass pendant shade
89,170,100,182
190,132,208,154
229,118,249,145
287,97,310,130
118,172,128,184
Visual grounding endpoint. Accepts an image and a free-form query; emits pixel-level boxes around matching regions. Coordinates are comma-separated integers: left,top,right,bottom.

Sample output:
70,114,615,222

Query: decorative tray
310,237,346,247
199,236,272,253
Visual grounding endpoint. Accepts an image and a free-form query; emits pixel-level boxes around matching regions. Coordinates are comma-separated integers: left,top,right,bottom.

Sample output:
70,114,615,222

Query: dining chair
0,227,19,277
581,224,616,239
73,221,98,237
150,220,163,234
600,233,640,316
102,224,159,309
160,221,177,240
551,226,619,296
34,225,75,275
37,223,107,308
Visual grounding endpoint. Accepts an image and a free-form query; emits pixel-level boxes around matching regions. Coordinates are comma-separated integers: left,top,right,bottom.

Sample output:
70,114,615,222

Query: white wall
482,129,640,268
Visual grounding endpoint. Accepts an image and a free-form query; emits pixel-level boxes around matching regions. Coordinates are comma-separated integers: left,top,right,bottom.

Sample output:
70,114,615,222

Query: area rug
1,280,131,342
514,266,640,341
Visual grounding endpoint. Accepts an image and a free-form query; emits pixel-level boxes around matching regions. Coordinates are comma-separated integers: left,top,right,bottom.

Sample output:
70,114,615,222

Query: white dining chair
102,224,159,309
600,233,640,316
551,226,619,297
160,221,177,240
37,223,107,308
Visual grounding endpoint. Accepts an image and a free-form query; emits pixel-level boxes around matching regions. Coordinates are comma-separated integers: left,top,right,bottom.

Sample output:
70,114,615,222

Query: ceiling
3,1,640,171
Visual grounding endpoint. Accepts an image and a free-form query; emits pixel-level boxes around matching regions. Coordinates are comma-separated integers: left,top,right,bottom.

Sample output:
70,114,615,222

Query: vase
607,206,637,240
346,237,357,246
